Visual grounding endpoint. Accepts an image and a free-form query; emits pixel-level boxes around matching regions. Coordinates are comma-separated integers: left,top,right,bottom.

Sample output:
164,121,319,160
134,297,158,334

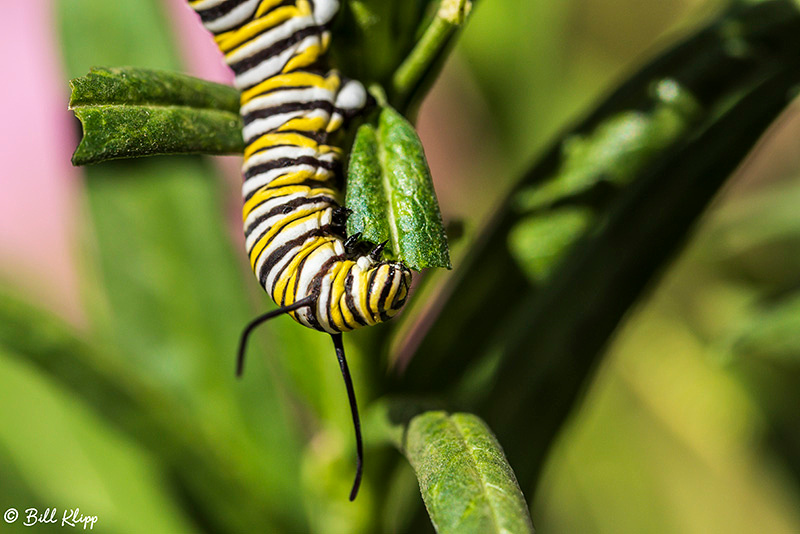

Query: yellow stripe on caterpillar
243,132,319,159
328,263,354,331
248,208,325,269
273,237,327,305
278,116,330,133
219,5,304,53
241,185,339,221
283,42,327,73
240,72,339,105
255,0,288,18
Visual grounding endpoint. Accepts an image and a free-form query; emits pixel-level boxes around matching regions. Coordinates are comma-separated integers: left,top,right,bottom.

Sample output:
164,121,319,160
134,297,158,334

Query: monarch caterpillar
186,0,414,500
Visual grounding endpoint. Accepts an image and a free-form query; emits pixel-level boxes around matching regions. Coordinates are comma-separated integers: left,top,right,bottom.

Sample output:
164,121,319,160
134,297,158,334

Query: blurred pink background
0,1,249,322
1,1,81,319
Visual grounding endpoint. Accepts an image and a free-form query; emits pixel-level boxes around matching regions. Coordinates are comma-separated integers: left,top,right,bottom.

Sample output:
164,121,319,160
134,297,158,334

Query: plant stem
391,0,471,108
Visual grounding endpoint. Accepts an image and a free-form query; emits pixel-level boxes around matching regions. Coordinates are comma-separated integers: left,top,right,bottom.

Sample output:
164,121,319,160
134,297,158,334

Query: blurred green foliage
2,0,800,533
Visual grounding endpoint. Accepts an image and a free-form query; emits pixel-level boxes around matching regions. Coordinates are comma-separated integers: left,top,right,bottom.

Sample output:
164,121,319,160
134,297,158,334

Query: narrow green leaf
482,66,800,492
69,67,243,165
401,411,534,534
69,66,240,111
346,106,451,270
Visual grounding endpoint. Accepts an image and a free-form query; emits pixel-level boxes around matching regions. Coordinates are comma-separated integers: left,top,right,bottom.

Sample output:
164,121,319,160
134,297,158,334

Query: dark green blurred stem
390,0,472,116
393,0,800,393
489,65,800,492
388,0,800,504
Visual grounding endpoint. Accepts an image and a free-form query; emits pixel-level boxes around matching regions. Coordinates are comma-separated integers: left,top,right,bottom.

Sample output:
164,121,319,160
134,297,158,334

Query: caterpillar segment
187,0,414,500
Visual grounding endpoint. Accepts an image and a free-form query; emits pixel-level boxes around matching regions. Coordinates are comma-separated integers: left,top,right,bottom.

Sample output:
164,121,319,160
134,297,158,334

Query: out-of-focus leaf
0,442,46,517
69,66,243,165
514,79,701,212
381,461,425,534
398,411,534,534
396,1,800,393
0,347,198,534
481,66,800,492
300,428,374,534
508,208,592,283
347,105,451,270
705,179,800,466
727,291,800,365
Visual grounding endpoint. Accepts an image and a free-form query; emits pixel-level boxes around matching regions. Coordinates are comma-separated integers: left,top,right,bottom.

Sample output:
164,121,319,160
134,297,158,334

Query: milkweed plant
3,0,800,532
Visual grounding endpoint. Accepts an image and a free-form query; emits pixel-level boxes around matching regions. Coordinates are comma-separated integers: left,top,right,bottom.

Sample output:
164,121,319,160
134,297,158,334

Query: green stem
391,0,471,107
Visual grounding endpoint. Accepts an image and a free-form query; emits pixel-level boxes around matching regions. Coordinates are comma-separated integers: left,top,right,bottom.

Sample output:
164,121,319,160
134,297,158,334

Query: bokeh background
2,0,800,532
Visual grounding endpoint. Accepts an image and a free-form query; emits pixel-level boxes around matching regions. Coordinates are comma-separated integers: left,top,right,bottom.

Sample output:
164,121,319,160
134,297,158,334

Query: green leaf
400,411,534,534
69,66,240,111
346,105,451,270
69,67,243,165
410,0,800,346
0,301,199,533
513,78,701,213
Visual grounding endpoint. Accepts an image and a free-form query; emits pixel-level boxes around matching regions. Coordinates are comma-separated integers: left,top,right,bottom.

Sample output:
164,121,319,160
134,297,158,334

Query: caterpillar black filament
186,0,413,500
